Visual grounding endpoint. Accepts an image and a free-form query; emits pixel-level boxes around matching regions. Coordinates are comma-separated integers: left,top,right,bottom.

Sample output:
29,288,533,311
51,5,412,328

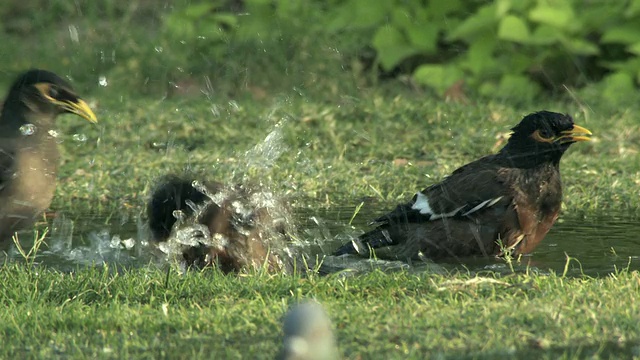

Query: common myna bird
0,69,97,246
147,175,294,273
333,111,592,261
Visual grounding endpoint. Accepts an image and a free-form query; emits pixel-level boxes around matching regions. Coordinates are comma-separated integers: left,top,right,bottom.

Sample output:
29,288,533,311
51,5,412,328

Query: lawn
2,2,640,358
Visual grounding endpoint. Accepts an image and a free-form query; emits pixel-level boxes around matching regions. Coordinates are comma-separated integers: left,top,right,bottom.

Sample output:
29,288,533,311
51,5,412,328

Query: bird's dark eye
48,85,59,99
531,127,556,143
538,128,552,138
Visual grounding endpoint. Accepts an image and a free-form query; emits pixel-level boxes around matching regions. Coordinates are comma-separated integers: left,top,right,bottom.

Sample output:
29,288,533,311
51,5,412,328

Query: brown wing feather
373,155,508,226
337,156,517,257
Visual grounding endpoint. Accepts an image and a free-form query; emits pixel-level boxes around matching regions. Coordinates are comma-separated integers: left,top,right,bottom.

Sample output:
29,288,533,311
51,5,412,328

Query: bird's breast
8,141,59,211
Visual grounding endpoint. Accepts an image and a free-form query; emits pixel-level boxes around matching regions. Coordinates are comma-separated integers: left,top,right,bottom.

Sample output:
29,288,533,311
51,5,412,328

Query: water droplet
68,25,79,43
73,134,87,142
19,124,36,135
48,129,60,138
197,36,206,40
154,46,163,53
98,76,108,87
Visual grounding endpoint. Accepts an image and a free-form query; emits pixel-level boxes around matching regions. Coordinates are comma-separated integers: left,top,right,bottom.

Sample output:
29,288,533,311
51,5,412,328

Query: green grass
1,264,639,359
2,2,640,358
1,84,636,359
47,89,640,216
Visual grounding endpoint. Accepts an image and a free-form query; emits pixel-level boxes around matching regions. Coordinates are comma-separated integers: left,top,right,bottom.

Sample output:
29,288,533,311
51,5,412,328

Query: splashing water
154,122,304,273
19,124,36,136
244,124,288,169
73,133,88,142
33,214,156,270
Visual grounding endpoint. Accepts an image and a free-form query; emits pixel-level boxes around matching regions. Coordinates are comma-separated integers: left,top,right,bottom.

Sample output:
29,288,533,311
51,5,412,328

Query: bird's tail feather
332,228,395,256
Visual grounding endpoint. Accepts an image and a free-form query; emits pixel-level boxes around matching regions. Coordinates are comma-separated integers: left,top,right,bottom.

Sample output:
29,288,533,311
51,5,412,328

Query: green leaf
561,38,599,55
506,52,536,73
412,64,464,95
212,13,239,28
601,24,640,45
601,57,640,73
498,15,530,43
390,7,438,52
372,26,418,70
626,0,640,17
327,0,391,31
496,0,511,17
479,81,498,97
529,4,575,30
497,0,534,14
184,3,214,18
496,74,540,101
428,0,462,18
461,37,497,75
601,72,636,105
406,24,438,53
628,42,640,55
528,25,561,45
580,4,624,28
447,4,498,41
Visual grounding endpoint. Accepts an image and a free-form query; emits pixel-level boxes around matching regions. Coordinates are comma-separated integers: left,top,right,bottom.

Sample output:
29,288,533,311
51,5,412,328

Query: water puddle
307,205,640,277
4,205,639,277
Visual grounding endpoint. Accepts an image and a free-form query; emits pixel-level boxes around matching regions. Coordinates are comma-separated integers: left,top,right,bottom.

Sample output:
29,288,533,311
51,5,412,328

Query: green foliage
327,0,640,101
161,1,237,60
4,0,640,101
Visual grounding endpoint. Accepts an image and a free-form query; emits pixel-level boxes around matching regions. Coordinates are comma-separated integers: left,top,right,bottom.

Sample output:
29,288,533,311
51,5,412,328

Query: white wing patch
411,192,433,215
411,192,504,220
410,192,463,220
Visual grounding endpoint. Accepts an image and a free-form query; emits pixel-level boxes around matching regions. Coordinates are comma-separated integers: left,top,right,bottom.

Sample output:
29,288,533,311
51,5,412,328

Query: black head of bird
500,111,591,167
1,69,97,132
0,69,97,246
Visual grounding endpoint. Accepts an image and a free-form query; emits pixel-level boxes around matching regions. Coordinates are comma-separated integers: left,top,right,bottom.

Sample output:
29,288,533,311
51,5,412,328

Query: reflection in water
3,205,639,277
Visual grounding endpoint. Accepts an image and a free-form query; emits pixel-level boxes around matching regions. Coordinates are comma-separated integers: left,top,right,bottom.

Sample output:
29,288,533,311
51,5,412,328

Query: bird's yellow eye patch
531,129,555,143
34,83,58,101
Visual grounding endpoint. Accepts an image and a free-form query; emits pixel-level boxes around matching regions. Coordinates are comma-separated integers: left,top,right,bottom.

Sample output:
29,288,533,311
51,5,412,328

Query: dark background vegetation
2,0,640,104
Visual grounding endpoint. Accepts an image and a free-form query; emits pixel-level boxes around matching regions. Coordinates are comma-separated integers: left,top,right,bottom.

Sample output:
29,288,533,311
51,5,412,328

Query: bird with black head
0,69,97,247
333,111,592,261
147,174,294,273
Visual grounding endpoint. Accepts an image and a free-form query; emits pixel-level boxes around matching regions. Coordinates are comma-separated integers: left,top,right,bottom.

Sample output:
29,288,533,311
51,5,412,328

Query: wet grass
1,263,640,359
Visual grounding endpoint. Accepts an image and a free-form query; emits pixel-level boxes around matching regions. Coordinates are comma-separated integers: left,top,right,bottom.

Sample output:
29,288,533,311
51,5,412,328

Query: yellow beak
560,124,592,143
61,98,98,123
